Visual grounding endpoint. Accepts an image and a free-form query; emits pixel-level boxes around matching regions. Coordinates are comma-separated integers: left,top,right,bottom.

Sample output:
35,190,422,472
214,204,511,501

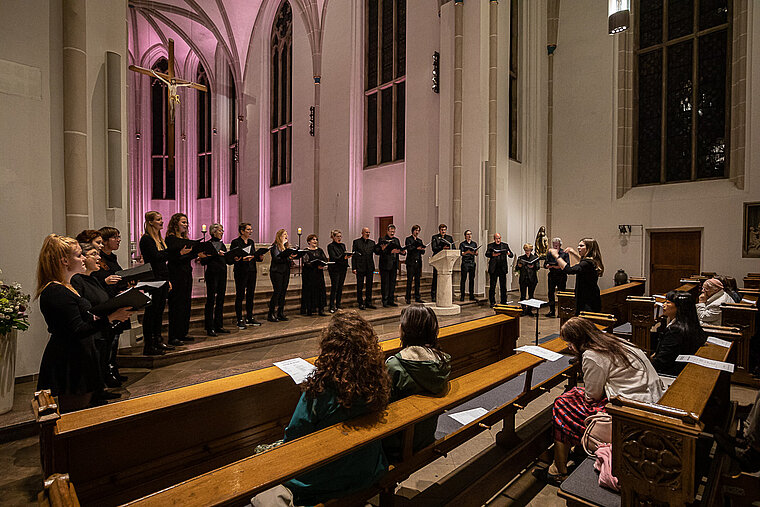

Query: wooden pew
720,303,758,386
38,473,80,507
32,315,519,506
578,311,617,332
606,341,734,506
738,288,759,303
743,274,760,290
124,337,577,507
557,278,646,327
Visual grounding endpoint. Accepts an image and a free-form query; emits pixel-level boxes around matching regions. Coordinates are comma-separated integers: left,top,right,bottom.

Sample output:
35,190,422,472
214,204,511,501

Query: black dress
70,274,112,379
166,235,195,340
37,283,108,398
302,248,328,314
563,258,601,314
139,234,170,347
269,244,292,315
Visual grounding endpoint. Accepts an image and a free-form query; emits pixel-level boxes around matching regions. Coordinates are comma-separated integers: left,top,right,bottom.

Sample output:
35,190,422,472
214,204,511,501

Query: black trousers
328,268,347,308
520,281,537,312
547,270,567,312
204,270,227,330
380,268,397,304
460,265,475,298
142,284,168,345
406,263,421,301
489,272,507,305
356,270,374,305
234,270,257,321
269,270,289,313
431,267,438,300
168,271,192,340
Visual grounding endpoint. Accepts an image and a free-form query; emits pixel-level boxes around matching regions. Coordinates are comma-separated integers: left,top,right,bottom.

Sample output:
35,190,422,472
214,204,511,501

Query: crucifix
129,38,208,173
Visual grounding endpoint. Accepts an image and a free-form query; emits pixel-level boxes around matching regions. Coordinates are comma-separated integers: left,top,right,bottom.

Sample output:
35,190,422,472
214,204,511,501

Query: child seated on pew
383,304,451,462
251,311,390,507
537,317,663,486
651,291,706,377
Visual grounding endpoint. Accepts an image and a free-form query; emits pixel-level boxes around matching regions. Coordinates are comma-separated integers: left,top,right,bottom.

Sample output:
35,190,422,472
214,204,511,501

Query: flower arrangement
0,268,31,335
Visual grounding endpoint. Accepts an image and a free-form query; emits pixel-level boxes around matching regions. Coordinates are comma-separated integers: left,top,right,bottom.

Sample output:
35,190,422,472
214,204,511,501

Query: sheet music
448,407,488,426
706,336,732,348
273,358,317,384
675,355,734,373
135,281,167,289
243,245,252,254
518,298,548,309
741,298,755,305
515,345,563,362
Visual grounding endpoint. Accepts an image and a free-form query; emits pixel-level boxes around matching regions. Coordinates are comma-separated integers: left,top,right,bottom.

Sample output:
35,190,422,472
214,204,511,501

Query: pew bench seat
558,457,620,507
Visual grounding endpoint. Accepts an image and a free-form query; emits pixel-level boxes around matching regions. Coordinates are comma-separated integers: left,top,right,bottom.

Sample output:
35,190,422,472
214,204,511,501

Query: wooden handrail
125,338,572,506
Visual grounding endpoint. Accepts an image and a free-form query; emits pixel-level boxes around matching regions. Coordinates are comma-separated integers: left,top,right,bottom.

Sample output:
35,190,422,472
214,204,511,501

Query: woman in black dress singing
231,222,264,329
268,229,297,322
547,237,604,314
166,213,207,343
36,235,132,412
139,211,174,354
327,229,349,313
201,223,233,337
302,234,329,316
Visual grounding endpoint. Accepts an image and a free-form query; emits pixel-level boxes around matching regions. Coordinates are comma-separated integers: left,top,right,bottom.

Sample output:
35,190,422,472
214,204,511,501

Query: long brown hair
36,234,79,298
560,317,633,368
303,310,390,411
166,213,188,239
273,228,289,251
580,237,604,277
399,304,446,361
144,211,166,250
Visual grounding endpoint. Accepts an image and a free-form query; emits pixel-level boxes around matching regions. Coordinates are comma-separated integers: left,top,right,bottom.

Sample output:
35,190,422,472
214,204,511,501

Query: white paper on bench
741,298,754,304
518,298,548,308
515,345,563,362
448,407,489,426
675,355,735,373
135,281,167,289
706,336,732,348
273,358,317,384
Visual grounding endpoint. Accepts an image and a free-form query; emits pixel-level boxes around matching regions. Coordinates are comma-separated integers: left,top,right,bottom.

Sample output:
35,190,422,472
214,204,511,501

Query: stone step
119,299,485,368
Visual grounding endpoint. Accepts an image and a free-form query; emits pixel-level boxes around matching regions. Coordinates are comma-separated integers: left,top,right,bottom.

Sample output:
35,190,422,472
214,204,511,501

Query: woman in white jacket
696,278,734,326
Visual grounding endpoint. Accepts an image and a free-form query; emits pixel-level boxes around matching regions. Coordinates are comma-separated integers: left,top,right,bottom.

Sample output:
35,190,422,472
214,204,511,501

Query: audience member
715,275,742,303
251,311,390,506
383,305,451,461
651,291,706,376
696,278,733,326
548,237,604,314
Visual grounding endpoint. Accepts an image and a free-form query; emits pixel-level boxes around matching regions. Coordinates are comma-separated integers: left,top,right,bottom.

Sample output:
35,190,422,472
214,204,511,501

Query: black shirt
485,242,513,274
517,254,540,285
351,237,377,273
230,237,261,274
200,237,230,275
563,258,601,313
431,234,455,255
459,240,478,268
327,241,349,271
93,250,126,297
139,234,169,281
269,244,292,274
405,235,426,267
377,235,402,271
166,235,196,276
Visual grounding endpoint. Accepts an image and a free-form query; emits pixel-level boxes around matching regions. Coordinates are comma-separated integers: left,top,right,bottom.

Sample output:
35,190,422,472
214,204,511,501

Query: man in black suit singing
430,223,455,302
378,224,405,307
352,227,377,309
405,225,425,304
485,233,514,306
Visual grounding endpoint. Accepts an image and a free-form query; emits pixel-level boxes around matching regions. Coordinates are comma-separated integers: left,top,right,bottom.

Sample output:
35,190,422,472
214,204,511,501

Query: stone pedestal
426,250,461,315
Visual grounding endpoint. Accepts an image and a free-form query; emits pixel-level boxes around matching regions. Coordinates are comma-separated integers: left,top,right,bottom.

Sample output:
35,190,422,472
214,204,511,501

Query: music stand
518,298,548,345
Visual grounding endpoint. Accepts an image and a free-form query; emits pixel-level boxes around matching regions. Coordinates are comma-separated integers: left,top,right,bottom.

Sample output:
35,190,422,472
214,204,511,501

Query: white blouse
582,343,663,404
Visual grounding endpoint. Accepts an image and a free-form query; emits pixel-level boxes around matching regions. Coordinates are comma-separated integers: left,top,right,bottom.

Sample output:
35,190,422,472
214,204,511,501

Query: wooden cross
129,38,208,172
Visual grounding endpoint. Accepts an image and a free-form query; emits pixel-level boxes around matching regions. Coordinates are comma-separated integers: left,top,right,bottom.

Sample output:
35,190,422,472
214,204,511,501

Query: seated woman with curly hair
538,317,663,485
252,310,391,507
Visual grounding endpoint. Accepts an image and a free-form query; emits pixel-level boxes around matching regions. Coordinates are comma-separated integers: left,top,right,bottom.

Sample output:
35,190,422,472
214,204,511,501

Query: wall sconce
238,115,245,122
135,132,141,140
431,51,440,93
618,224,632,234
181,133,187,141
309,106,315,136
212,128,218,135
608,0,630,34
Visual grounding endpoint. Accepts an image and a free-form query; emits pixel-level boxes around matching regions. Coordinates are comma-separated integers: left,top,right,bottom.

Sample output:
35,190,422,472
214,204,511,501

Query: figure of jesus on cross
129,38,208,172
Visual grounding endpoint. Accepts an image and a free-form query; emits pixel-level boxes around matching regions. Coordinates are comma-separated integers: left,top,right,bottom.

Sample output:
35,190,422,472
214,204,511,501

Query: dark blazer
166,235,196,276
93,250,126,297
327,241,349,272
200,237,232,275
269,244,292,274
351,237,376,273
651,322,705,376
230,237,261,274
459,240,478,268
377,235,402,271
431,234,455,255
563,258,601,313
517,254,540,285
485,242,513,275
139,235,169,281
405,235,425,269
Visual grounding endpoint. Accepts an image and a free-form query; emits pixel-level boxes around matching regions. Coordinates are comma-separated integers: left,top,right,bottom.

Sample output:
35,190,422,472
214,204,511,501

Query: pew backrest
557,279,646,327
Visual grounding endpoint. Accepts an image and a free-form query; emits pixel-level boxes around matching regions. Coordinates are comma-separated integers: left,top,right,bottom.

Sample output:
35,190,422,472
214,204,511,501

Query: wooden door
377,216,394,239
649,231,701,295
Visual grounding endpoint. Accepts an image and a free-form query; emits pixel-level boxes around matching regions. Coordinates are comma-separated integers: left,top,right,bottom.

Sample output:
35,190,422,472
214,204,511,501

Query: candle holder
201,224,207,242
296,228,303,277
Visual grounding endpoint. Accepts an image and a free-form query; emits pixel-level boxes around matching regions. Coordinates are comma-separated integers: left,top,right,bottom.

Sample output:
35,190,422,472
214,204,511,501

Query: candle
202,224,207,233
297,227,302,235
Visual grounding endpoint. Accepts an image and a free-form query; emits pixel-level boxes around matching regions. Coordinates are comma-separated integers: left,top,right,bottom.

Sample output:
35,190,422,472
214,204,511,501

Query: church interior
1,0,759,505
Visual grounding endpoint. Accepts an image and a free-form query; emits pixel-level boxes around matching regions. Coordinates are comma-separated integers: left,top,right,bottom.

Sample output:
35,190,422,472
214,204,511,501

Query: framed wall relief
743,202,760,258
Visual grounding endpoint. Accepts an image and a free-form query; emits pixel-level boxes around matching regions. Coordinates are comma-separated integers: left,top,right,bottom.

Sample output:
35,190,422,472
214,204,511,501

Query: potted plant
0,268,31,414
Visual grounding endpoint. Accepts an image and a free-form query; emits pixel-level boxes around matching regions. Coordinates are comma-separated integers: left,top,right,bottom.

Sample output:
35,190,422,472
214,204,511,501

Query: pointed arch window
197,64,212,199
271,0,292,187
228,68,238,195
365,0,405,168
151,57,174,200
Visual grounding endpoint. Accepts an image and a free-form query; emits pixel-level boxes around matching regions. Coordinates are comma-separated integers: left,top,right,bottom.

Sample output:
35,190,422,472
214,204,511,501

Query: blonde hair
523,243,533,250
330,229,342,239
36,234,79,298
144,211,166,250
273,229,289,251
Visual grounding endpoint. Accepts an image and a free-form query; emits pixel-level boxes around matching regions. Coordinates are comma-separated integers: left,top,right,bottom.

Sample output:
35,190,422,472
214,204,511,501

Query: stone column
487,0,498,235
545,0,559,234
451,0,464,239
62,0,90,235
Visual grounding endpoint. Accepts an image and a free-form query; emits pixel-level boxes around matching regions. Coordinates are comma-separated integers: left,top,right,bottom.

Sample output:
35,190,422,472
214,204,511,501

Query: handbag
581,412,612,456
